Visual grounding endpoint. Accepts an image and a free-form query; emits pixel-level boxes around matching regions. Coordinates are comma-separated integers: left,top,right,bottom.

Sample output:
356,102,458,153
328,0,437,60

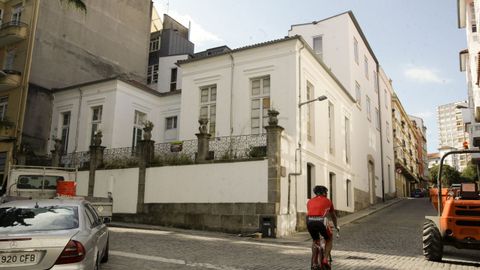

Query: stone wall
354,188,370,210
114,202,277,234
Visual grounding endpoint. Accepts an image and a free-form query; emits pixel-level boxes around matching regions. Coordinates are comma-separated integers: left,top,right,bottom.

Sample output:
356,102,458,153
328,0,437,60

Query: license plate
0,252,40,265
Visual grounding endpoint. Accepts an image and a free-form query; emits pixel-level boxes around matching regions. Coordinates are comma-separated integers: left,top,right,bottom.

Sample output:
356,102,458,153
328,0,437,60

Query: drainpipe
376,65,386,202
229,53,234,137
73,88,83,153
287,43,304,215
15,0,40,148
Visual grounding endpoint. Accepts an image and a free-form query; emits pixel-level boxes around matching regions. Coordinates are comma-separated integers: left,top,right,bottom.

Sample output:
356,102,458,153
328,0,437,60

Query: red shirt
307,195,335,217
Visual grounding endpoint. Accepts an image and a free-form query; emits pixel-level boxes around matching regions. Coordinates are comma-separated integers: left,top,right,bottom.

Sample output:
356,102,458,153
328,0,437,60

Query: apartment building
392,94,420,197
409,115,429,185
458,0,480,163
437,101,470,171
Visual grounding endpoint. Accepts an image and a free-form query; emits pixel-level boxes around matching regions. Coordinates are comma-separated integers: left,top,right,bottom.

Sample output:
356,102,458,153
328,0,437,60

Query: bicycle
310,226,339,270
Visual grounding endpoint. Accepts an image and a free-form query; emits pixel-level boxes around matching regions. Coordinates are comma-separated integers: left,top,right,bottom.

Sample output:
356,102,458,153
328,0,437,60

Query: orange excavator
423,150,480,261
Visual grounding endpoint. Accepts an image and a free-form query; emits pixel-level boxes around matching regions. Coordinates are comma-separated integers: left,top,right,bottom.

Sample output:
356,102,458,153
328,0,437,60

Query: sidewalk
109,197,405,244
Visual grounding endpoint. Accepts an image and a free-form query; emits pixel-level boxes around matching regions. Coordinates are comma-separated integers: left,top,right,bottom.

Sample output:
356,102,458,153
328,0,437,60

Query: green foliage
428,164,462,186
461,162,478,183
151,154,194,166
103,156,139,169
247,146,267,158
59,0,87,13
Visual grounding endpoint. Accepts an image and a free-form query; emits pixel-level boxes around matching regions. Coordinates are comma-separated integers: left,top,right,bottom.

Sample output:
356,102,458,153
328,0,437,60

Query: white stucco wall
51,79,182,152
156,54,189,93
75,171,90,196
144,160,268,203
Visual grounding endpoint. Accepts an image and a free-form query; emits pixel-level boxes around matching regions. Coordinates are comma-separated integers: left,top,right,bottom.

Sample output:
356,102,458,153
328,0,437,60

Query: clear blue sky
153,0,467,153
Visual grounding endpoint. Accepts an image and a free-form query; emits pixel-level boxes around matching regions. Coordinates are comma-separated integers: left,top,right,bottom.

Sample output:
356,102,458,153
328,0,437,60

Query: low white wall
75,171,90,196
145,160,268,203
76,168,139,213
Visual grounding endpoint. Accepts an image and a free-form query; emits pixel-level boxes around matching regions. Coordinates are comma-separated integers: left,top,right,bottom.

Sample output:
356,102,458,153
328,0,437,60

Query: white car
0,199,109,269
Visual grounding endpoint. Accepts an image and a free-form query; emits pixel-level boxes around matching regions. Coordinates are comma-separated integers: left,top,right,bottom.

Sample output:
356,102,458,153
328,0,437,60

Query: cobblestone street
103,198,480,270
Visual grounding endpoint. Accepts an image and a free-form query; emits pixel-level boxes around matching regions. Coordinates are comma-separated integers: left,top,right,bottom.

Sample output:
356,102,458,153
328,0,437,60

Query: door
368,161,375,204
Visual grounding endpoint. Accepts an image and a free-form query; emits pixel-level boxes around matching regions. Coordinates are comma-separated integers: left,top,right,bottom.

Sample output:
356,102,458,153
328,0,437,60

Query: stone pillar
195,118,211,163
136,136,155,213
88,132,105,196
264,110,284,207
51,138,63,167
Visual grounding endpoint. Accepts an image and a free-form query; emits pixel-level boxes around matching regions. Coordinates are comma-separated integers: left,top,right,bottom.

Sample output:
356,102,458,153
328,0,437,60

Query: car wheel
101,239,109,263
423,219,443,261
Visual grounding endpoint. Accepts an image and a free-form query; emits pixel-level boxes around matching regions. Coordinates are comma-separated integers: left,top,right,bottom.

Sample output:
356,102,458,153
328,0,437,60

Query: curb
338,197,405,227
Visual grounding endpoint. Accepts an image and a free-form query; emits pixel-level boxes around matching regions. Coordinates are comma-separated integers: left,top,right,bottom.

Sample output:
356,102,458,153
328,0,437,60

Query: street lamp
287,95,328,214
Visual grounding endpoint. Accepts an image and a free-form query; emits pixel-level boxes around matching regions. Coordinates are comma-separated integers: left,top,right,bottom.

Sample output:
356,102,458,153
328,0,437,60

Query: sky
153,0,467,153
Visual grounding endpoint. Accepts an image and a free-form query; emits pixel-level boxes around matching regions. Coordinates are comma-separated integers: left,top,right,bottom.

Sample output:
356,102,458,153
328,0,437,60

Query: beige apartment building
392,93,420,197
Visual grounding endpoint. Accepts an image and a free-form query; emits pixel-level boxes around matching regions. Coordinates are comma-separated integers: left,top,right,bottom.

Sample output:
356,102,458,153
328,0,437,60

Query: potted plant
170,140,183,152
143,120,154,140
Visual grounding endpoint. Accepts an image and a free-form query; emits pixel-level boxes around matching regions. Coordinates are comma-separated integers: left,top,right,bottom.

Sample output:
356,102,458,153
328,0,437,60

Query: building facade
0,0,152,186
392,94,420,197
288,11,395,202
437,101,470,171
409,115,429,185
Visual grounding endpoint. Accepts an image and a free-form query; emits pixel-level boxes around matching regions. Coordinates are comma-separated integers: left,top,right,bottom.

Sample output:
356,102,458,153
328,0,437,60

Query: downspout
73,88,83,154
376,65,386,202
15,0,40,148
287,43,304,214
228,52,235,156
229,53,234,137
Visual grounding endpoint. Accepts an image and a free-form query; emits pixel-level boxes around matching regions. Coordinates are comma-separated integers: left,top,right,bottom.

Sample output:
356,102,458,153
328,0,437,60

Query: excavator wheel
422,219,443,261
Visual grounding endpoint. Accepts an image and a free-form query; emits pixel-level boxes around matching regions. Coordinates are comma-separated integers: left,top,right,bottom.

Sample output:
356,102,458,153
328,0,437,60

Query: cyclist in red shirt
307,185,338,269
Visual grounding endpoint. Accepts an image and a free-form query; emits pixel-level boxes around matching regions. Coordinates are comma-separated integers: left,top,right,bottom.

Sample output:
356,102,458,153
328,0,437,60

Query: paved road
102,198,480,269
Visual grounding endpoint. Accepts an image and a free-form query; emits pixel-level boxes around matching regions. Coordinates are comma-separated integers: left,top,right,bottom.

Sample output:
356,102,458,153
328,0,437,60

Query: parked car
411,188,424,198
0,198,109,269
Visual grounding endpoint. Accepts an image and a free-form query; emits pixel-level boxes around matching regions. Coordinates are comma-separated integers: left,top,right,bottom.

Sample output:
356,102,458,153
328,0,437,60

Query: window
384,89,389,109
328,101,335,154
4,48,15,70
132,111,146,148
0,96,7,121
61,112,71,153
366,96,371,121
307,82,314,142
386,121,390,142
375,108,380,130
373,71,378,92
147,64,159,84
149,36,160,52
200,85,217,136
16,175,63,190
170,68,177,92
313,36,323,59
353,37,359,64
346,179,352,207
12,4,22,24
355,82,361,106
165,116,177,130
345,117,351,164
364,56,369,79
90,106,102,145
473,24,477,33
251,76,270,134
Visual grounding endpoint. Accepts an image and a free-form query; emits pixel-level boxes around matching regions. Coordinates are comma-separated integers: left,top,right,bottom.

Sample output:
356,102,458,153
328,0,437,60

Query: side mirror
103,217,111,224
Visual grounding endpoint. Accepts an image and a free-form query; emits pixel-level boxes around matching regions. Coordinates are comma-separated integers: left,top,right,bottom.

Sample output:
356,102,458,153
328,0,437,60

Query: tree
428,164,462,186
59,0,86,13
461,162,478,183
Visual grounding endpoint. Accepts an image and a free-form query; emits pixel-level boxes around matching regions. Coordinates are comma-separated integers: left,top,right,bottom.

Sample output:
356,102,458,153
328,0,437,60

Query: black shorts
306,217,330,241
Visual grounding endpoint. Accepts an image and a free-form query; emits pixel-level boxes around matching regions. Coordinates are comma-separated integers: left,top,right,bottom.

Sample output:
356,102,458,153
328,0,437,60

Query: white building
288,11,395,203
458,0,480,162
50,78,181,154
437,101,470,171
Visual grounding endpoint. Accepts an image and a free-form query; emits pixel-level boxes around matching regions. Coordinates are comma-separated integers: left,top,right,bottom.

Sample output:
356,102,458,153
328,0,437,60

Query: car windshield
0,206,79,233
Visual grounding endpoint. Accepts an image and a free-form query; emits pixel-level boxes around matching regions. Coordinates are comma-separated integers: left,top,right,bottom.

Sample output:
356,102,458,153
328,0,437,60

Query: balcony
0,21,28,47
0,70,21,91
